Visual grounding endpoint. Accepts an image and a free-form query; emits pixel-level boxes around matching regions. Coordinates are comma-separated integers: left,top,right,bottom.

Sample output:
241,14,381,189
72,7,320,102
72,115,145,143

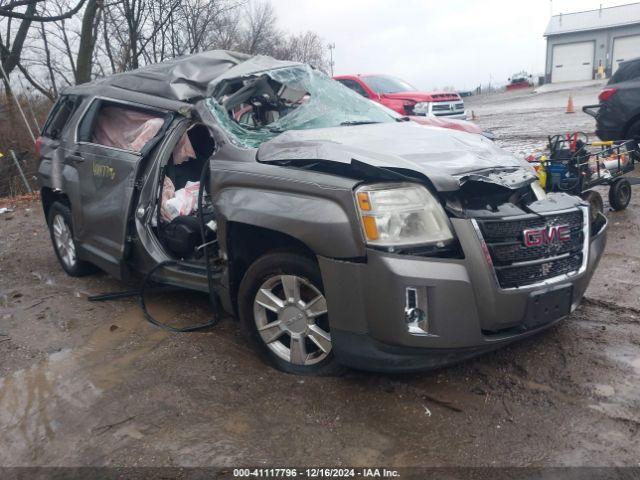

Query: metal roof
544,2,640,36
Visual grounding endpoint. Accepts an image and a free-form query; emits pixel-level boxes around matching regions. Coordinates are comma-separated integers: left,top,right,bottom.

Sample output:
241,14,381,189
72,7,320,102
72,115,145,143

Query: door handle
67,153,84,163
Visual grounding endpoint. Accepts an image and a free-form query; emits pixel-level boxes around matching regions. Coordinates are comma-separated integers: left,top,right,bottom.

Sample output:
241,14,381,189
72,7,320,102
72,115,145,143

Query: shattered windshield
205,65,396,148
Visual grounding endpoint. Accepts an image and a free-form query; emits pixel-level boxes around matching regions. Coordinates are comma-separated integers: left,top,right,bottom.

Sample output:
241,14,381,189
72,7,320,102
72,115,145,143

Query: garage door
552,42,594,83
613,35,640,75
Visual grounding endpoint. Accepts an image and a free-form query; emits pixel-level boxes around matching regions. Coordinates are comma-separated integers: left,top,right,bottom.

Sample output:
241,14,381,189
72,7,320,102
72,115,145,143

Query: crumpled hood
258,122,535,191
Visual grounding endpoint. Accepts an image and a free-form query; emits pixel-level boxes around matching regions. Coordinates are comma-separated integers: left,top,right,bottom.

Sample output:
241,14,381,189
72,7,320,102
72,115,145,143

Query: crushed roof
68,50,301,102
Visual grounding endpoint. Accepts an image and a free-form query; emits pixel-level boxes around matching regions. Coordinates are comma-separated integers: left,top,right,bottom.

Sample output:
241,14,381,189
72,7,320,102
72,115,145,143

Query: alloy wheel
52,214,76,269
253,274,331,366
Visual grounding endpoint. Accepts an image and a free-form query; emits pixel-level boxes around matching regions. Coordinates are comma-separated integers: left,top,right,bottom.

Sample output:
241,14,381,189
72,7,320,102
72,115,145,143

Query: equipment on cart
528,132,637,216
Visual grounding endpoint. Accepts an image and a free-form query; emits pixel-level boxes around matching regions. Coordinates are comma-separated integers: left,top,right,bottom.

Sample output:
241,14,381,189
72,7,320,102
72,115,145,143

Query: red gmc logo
523,225,571,247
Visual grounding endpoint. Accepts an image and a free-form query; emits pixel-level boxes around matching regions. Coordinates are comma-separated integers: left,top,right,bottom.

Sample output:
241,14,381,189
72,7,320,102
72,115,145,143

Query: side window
42,95,82,140
77,99,165,152
337,79,370,98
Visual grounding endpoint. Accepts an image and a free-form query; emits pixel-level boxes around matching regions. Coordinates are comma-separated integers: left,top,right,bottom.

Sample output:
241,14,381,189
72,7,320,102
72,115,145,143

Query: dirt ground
2,84,640,468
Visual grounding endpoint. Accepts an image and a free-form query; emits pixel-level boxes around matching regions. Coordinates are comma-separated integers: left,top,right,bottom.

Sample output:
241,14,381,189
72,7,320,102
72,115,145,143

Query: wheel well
41,187,70,222
226,222,317,311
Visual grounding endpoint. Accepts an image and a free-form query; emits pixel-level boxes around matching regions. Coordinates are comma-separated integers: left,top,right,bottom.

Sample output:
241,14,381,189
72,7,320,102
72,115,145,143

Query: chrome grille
476,210,585,289
432,103,451,111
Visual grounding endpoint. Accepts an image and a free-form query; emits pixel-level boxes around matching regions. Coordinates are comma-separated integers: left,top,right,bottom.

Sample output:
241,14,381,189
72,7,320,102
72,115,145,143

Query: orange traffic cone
566,94,575,114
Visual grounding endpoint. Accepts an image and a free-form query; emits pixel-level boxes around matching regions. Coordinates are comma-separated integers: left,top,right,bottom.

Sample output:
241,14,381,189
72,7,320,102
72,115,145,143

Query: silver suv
37,51,607,375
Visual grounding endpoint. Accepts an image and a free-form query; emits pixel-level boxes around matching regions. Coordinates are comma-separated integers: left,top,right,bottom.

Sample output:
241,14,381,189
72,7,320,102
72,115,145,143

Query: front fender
210,160,366,259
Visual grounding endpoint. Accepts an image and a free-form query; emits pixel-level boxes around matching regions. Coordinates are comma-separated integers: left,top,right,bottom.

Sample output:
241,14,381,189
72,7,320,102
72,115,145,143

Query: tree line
0,0,330,101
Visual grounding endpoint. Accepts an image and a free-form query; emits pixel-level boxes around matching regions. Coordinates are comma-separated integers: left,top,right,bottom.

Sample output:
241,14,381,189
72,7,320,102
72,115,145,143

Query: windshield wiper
396,116,411,122
340,121,381,126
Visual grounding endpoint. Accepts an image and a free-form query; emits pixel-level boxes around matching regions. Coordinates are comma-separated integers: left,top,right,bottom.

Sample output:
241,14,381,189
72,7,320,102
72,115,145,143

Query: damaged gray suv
37,51,607,375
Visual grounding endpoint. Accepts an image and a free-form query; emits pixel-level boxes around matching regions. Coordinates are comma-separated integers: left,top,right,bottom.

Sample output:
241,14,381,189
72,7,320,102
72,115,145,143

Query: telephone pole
328,43,336,76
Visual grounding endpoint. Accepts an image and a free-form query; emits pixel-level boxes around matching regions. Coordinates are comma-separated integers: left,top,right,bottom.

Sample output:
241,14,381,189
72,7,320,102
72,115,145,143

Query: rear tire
609,178,632,211
238,251,344,376
47,202,95,277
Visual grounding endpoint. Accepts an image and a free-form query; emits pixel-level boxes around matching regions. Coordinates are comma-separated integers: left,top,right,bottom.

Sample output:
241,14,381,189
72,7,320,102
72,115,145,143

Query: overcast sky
270,0,633,90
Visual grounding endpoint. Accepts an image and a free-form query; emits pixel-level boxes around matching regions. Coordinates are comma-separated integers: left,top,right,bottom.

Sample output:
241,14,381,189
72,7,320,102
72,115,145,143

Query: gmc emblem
523,225,571,247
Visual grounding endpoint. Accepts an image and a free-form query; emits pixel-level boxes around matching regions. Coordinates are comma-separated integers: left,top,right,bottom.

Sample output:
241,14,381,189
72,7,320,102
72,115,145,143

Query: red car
334,74,467,119
366,97,492,139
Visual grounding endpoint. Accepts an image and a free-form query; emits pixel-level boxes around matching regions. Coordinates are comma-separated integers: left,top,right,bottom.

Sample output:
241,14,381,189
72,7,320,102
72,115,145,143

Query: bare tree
75,0,101,83
0,0,37,79
240,0,280,55
2,0,329,102
235,2,329,70
0,0,86,22
279,31,328,72
0,0,90,100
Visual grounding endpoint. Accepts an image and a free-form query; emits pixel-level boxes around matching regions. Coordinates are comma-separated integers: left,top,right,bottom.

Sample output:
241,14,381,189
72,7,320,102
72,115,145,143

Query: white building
544,3,640,83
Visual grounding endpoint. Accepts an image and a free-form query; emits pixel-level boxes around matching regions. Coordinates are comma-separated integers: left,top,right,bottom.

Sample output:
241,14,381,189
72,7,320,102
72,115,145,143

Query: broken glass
205,65,396,148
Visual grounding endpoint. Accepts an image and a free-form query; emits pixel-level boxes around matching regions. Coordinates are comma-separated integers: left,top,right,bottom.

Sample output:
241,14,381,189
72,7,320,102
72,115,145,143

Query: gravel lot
1,83,640,468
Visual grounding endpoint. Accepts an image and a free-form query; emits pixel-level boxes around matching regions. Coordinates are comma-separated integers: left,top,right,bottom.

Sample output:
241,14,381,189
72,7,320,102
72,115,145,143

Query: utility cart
530,133,637,218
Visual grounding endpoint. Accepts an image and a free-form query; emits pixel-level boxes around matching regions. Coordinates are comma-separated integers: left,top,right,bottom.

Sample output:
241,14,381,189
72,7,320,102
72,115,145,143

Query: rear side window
77,100,165,152
42,95,82,140
610,60,640,84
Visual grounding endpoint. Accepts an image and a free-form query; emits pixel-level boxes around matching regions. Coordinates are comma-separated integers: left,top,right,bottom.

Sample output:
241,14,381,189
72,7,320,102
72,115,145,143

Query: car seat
159,125,216,258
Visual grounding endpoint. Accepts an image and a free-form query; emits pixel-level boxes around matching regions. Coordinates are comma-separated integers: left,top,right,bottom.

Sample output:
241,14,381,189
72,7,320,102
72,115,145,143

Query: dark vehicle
584,57,640,141
37,51,607,375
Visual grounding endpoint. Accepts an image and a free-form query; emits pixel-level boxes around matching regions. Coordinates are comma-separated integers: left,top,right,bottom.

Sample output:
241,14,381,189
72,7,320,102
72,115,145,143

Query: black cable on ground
139,260,218,332
88,289,141,302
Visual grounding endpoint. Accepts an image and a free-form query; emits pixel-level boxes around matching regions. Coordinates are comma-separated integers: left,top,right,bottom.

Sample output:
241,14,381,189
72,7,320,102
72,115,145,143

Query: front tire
238,252,343,376
47,202,95,277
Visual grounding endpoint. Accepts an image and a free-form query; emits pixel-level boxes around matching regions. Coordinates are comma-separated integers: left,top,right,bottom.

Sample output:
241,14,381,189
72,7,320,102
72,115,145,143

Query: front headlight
355,183,455,247
413,102,429,113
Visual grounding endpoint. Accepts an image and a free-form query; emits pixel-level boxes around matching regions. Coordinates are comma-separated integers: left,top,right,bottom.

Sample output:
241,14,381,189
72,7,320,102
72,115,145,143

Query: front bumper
319,214,607,372
414,112,468,121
